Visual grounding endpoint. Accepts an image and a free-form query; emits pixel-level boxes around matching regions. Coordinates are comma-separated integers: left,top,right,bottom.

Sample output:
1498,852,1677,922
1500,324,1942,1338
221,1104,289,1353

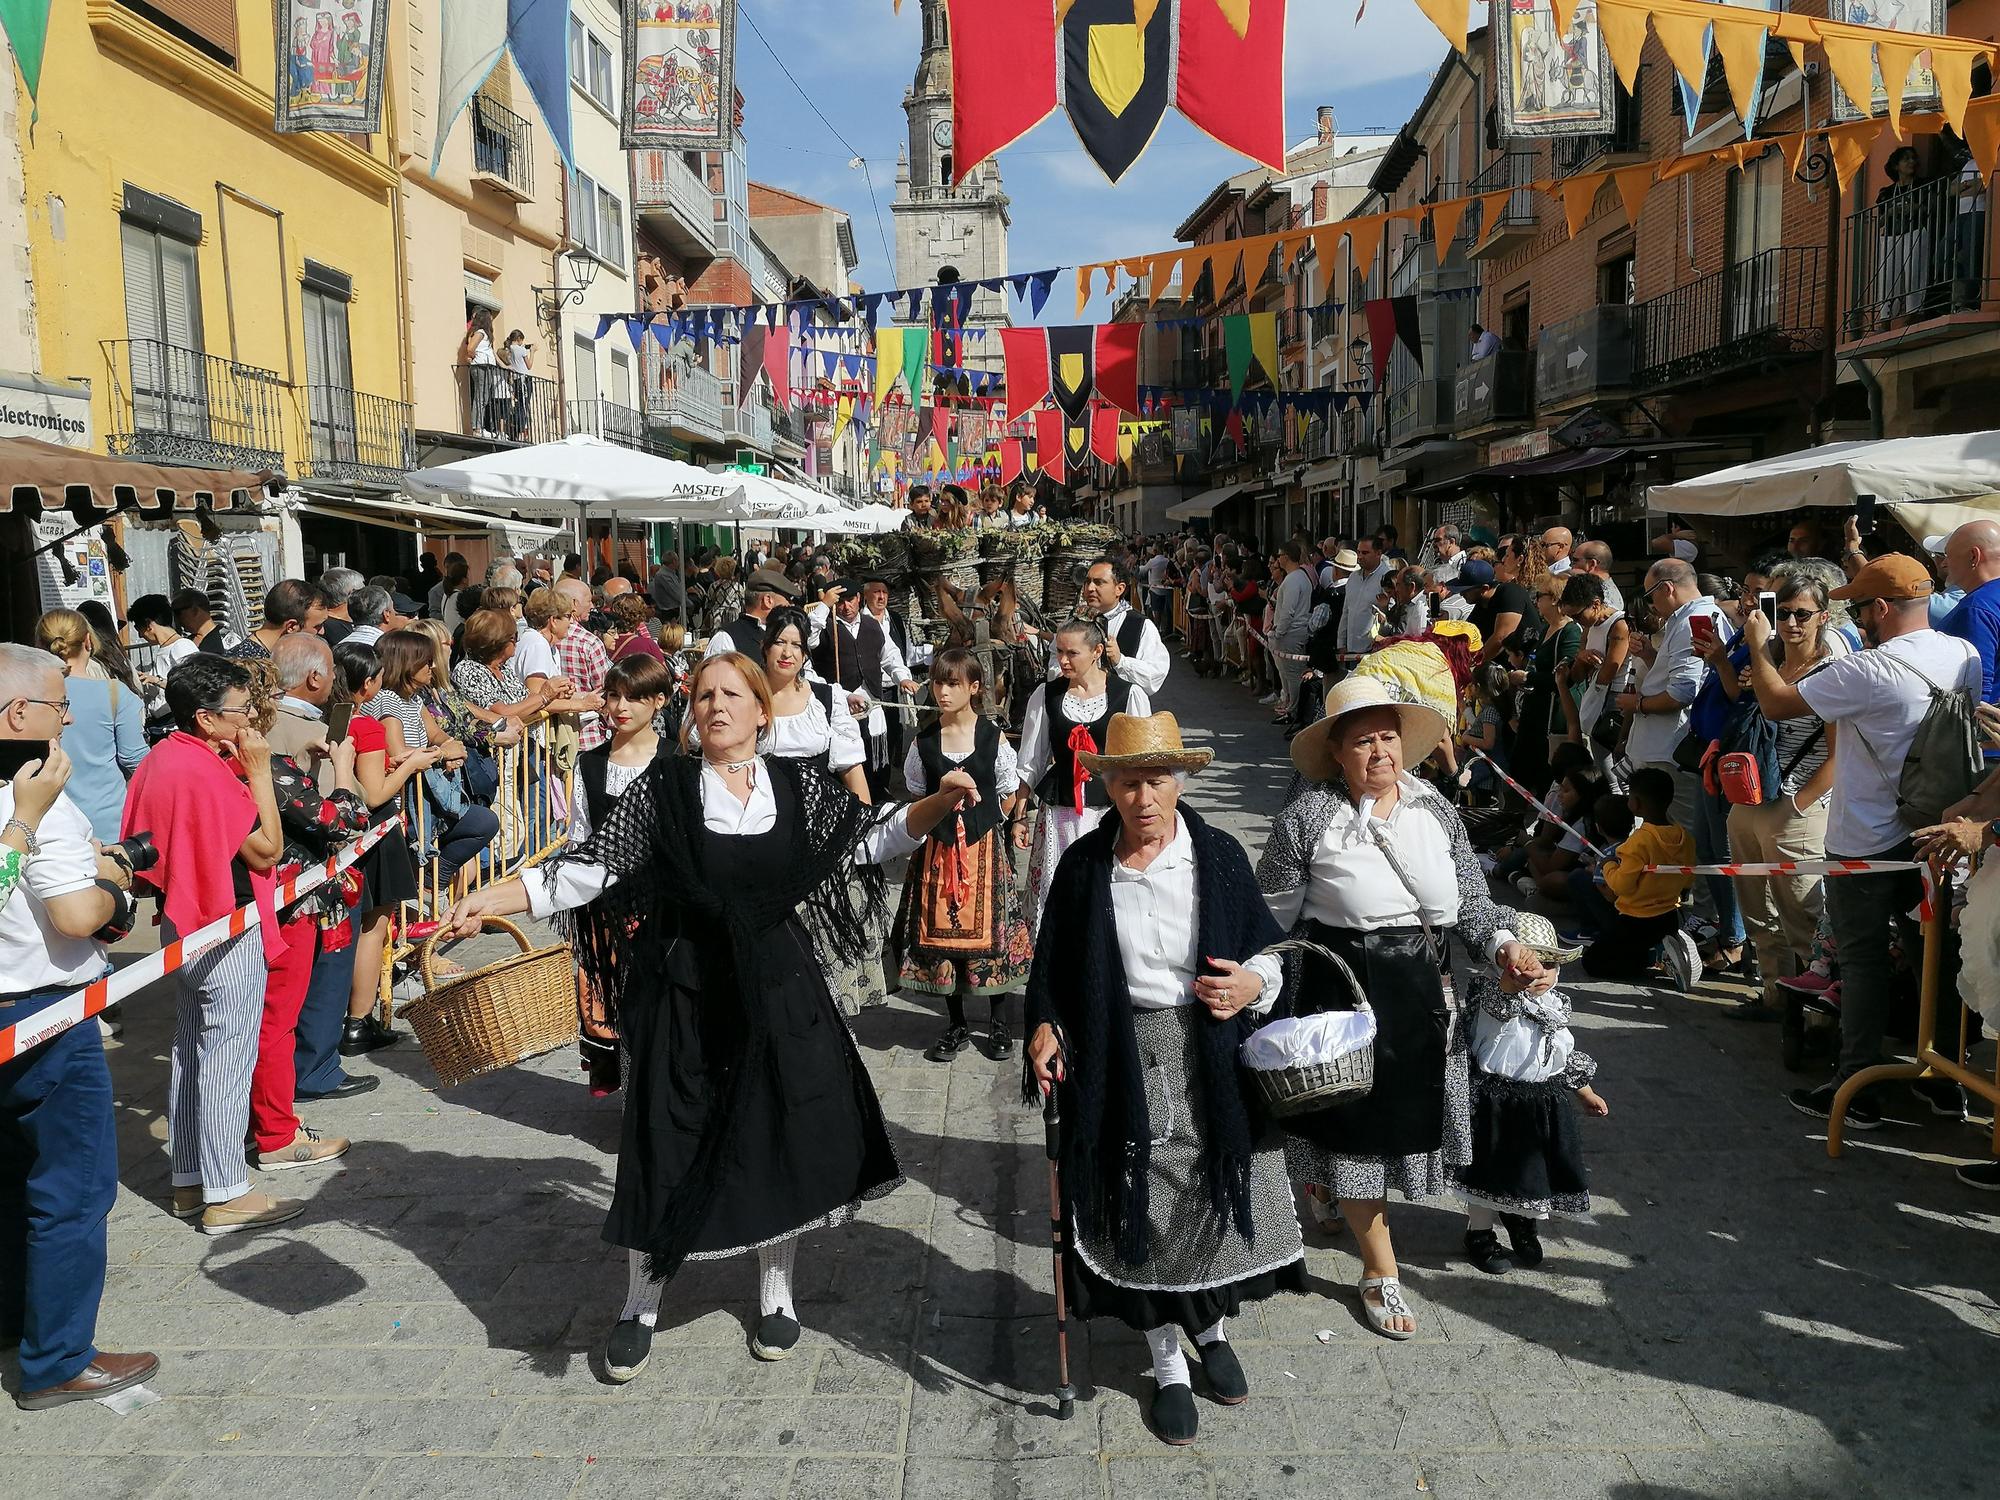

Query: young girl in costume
898,649,1033,1062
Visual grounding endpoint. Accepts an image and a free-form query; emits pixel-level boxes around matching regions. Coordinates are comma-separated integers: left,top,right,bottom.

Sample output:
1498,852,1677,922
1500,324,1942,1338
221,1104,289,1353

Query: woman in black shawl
1024,713,1304,1447
444,652,979,1382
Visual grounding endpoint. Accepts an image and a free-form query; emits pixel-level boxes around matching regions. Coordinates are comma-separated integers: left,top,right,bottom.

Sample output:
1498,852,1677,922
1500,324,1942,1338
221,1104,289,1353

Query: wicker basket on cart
1043,548,1094,617
1242,939,1376,1118
397,917,577,1088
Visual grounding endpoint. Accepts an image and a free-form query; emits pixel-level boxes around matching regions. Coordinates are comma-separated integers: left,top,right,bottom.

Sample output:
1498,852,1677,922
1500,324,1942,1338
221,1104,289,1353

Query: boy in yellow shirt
1577,767,1701,990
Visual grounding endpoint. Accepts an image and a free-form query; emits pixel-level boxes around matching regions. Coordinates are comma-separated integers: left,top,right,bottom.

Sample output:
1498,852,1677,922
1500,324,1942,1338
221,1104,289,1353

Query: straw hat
1329,548,1360,573
1511,911,1583,967
1289,674,1450,784
1076,712,1213,774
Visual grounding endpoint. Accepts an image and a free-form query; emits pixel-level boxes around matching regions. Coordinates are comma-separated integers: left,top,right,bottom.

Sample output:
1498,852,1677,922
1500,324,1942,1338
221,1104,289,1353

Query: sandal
1304,1187,1344,1236
1357,1274,1416,1340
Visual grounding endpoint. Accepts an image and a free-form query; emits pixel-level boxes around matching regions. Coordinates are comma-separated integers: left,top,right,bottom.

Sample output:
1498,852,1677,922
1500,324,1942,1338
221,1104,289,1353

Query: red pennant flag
1000,438,1025,485
1000,327,1052,417
1093,323,1142,415
931,404,951,453
1222,407,1246,455
766,326,791,408
1034,406,1066,483
1091,404,1120,465
1176,0,1287,177
1363,298,1399,390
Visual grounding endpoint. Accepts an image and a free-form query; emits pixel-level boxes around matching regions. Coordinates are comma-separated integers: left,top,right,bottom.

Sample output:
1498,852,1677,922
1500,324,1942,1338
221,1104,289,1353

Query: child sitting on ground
1573,766,1700,991
1458,912,1611,1274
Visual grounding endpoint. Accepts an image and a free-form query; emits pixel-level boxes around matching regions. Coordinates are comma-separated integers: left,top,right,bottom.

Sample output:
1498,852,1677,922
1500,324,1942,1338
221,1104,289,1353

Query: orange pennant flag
1783,129,1811,183
1820,36,1879,123
1650,12,1714,100
1344,215,1386,281
1559,172,1608,240
1611,164,1654,230
1936,48,1977,135
1472,189,1511,248
1312,224,1343,271
1828,125,1875,196
1712,17,1771,129
1877,41,1924,138
1429,196,1470,252
1550,0,1575,33
1076,267,1093,315
1966,102,2000,185
1411,0,1468,55
1598,3,1648,92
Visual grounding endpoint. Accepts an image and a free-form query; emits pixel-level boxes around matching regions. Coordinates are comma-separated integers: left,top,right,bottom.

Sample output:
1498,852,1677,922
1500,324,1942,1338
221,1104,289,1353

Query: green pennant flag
1223,315,1254,404
1,0,53,115
901,330,927,405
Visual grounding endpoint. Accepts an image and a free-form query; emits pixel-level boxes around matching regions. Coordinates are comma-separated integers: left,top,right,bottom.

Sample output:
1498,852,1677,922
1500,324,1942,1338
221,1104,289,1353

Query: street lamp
534,244,600,327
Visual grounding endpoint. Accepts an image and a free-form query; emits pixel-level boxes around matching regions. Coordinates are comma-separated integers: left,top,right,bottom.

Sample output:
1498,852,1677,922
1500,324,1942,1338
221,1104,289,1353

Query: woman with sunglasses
1705,567,1846,1019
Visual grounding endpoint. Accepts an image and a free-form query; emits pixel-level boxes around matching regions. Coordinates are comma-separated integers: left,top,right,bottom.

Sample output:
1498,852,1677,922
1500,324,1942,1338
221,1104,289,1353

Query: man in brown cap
1739,551,1982,1129
704,567,800,660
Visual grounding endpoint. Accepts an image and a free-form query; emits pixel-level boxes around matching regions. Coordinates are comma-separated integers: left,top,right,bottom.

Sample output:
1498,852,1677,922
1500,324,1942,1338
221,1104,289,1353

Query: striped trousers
166,926,267,1206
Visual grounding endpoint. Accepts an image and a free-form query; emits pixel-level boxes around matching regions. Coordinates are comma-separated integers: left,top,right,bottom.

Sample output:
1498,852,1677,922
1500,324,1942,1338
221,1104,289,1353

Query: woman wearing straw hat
1025,713,1304,1447
1257,676,1552,1339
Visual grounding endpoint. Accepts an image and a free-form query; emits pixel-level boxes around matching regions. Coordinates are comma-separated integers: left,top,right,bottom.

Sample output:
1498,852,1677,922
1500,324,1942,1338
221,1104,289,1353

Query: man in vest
704,568,799,659
813,579,918,800
864,576,927,783
1047,556,1171,695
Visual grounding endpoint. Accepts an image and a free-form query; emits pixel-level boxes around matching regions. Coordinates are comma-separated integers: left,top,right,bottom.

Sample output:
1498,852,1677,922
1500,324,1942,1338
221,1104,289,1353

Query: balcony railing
298,386,415,487
454,364,561,444
1551,87,1644,176
1843,175,1991,341
471,94,533,200
1285,415,1335,462
1384,375,1455,448
103,339,287,472
1535,304,1636,406
767,401,807,455
1633,246,1825,390
567,398,648,450
727,398,773,453
632,148,716,258
1465,151,1538,254
642,346,727,444
1452,349,1533,429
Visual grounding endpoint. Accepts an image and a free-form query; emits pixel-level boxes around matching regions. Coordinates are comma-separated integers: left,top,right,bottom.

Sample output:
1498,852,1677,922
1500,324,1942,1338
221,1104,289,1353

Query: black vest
1037,676,1131,811
578,741,671,825
812,614,885,694
916,716,1004,844
870,607,911,663
1108,605,1146,660
721,613,767,658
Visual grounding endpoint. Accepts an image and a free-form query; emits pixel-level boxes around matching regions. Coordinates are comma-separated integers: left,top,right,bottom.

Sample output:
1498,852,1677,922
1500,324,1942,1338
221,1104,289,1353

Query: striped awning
1,437,273,514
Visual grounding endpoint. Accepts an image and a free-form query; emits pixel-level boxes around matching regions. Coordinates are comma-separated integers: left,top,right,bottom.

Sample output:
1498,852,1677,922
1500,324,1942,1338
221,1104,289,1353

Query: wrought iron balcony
567,398,649,451
103,339,286,472
471,94,534,200
767,400,807,456
1465,151,1539,259
642,345,726,445
1452,349,1533,430
1551,86,1644,176
1633,247,1825,391
454,364,562,444
298,387,415,487
727,398,773,453
1534,305,1636,407
633,149,716,260
1384,375,1455,448
1843,174,1996,344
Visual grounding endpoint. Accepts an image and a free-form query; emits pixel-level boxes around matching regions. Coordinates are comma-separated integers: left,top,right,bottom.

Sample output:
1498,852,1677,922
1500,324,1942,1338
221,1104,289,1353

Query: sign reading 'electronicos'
0,371,93,449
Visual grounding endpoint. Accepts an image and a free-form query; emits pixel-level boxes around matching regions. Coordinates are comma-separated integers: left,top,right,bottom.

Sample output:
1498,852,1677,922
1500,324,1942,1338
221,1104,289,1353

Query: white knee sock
1466,1207,1497,1232
621,1250,666,1327
757,1236,798,1319
1145,1323,1190,1389
1195,1316,1228,1347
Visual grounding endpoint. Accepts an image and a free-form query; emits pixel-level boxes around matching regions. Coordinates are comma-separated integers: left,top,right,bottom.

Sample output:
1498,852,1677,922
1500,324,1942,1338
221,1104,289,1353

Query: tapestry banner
624,0,736,151
274,0,388,135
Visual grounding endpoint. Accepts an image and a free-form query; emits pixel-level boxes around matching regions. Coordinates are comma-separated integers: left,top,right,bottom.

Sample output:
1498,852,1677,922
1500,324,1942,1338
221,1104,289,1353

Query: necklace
710,754,759,773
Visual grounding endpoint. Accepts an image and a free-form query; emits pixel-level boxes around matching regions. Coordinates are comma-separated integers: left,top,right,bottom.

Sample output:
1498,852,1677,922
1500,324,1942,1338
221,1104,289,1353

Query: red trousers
250,918,319,1154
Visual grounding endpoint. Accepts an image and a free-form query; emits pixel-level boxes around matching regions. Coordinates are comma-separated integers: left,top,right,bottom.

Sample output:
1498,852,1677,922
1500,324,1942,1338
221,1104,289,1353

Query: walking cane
1042,1067,1077,1420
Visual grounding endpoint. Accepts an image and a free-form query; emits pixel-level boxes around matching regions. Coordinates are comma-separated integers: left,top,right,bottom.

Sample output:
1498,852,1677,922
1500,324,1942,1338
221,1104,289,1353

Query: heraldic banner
624,0,737,151
274,0,389,134
1493,0,1616,140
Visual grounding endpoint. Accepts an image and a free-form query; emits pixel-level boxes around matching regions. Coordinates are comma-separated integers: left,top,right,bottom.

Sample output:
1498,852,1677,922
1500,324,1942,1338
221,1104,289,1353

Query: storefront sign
1488,430,1553,466
0,371,92,449
35,516,115,614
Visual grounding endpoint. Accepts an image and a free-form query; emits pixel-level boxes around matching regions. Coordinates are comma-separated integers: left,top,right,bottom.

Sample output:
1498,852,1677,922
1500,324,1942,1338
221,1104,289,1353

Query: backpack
1848,649,1984,829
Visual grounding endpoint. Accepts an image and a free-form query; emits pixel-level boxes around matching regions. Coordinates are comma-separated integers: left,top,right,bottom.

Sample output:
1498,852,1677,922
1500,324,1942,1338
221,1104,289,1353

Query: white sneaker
1258,691,1280,705
1662,931,1702,994
1513,875,1538,899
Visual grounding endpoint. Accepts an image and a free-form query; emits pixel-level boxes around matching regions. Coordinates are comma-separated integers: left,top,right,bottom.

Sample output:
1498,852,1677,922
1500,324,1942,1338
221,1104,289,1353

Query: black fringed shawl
1022,805,1284,1267
543,753,891,1278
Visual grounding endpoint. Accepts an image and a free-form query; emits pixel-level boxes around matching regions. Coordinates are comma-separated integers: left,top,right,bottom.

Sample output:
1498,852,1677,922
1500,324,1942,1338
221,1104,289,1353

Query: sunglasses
1774,607,1821,623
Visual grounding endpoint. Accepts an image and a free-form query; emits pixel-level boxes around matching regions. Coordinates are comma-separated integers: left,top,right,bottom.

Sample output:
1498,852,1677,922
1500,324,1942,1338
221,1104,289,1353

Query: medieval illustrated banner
624,0,737,151
1493,0,1617,140
1831,0,1942,123
274,0,388,135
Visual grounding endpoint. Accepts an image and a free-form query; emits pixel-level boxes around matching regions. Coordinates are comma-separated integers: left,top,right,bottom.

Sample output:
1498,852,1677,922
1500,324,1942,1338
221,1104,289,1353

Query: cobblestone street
3,666,1996,1499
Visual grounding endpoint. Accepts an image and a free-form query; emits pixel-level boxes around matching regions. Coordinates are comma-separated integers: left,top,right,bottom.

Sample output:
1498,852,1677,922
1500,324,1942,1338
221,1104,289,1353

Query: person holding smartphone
1618,559,1725,874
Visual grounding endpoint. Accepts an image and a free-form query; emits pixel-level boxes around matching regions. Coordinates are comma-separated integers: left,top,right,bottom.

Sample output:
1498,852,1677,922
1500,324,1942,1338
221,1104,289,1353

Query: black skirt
1457,1071,1591,1220
355,805,419,912
1066,1228,1310,1338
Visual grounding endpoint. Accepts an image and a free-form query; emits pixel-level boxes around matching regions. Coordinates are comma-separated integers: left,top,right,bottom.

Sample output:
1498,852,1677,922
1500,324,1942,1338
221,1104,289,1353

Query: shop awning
291,491,562,543
1647,431,2000,516
1412,445,1629,495
1165,481,1246,521
1,436,272,513
1300,461,1341,490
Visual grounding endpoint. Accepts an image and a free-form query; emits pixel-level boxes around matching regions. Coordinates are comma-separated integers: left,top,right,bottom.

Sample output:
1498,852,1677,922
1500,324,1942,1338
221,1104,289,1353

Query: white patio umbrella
717,467,843,520
807,503,908,536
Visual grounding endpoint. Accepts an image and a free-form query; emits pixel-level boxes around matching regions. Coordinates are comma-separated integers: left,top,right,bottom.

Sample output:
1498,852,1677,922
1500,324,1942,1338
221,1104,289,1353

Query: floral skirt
895,830,1031,996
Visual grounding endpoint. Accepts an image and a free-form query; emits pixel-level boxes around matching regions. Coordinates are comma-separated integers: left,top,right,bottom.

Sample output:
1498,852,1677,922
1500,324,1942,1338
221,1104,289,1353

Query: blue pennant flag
625,318,646,351
593,314,617,341
1026,271,1056,318
649,320,675,352
904,288,925,321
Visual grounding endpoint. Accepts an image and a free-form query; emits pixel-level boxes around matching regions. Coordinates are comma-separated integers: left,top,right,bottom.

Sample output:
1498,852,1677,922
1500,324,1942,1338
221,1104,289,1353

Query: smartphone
1689,614,1716,646
1758,591,1778,629
1856,492,1877,536
326,703,354,743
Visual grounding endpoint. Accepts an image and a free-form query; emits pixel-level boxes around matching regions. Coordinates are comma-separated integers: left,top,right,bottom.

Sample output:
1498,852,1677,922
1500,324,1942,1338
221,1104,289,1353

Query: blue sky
732,0,1455,318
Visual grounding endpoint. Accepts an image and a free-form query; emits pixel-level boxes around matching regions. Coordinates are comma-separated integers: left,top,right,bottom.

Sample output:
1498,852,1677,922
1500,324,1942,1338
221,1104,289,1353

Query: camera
103,830,158,878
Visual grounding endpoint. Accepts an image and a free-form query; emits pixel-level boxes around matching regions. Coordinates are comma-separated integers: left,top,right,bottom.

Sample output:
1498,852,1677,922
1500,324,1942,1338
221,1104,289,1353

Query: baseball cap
1829,552,1935,601
1452,558,1496,591
389,591,422,618
747,567,801,601
1921,533,1949,556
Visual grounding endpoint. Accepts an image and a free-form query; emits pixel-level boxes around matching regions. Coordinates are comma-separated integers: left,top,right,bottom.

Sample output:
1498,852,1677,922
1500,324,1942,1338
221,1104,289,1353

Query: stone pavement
4,664,1998,1499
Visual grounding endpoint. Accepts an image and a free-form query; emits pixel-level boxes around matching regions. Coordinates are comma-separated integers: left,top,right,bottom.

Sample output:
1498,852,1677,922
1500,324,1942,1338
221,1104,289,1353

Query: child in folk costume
1458,912,1609,1274
1017,618,1151,939
897,650,1034,1063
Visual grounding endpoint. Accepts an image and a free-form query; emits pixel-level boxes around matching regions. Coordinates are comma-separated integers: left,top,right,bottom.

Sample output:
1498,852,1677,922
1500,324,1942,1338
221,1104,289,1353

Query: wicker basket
397,917,578,1088
1249,1033,1376,1118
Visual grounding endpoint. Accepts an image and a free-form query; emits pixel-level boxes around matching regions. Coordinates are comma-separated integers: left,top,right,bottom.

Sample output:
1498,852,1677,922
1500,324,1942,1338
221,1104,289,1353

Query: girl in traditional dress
1017,619,1151,938
896,649,1033,1063
443,653,979,1379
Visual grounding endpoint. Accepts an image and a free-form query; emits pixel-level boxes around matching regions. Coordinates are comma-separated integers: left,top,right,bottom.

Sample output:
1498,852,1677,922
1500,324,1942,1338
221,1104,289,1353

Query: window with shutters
303,284,357,469
121,218,208,442
609,348,632,411
574,335,599,407
121,1,238,68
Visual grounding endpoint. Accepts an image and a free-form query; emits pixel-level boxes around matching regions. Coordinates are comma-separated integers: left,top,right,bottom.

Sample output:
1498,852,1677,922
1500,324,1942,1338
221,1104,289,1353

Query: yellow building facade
20,1,407,487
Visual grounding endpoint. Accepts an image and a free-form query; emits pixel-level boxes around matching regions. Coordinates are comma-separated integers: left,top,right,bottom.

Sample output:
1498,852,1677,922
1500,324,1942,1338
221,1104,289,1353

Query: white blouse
570,755,650,844
1264,775,1460,932
1112,816,1283,1012
902,728,1022,798
686,688,867,773
526,758,921,918
1017,681,1153,790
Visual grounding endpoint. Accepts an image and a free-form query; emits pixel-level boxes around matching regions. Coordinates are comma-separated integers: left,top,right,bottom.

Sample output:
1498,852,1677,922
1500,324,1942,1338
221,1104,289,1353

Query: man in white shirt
1338,536,1392,661
814,580,918,800
1743,554,1982,1126
0,644,154,1409
1426,524,1464,586
1539,527,1574,576
1468,322,1502,360
1267,541,1316,719
1618,558,1721,836
1048,558,1172,695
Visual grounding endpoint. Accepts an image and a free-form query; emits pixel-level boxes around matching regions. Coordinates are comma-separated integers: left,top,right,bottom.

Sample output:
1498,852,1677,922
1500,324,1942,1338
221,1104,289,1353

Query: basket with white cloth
1238,939,1377,1116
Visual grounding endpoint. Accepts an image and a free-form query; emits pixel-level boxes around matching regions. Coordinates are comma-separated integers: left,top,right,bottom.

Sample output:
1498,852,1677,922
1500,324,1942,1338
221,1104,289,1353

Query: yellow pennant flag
1650,12,1714,100
1877,41,1925,138
1820,36,1879,125
874,328,902,408
1712,18,1770,129
1612,164,1654,230
1249,313,1280,386
1937,49,1977,135
1410,0,1468,54
832,394,853,447
1559,172,1608,240
1344,215,1387,281
1828,123,1875,196
1429,196,1470,253
1966,102,2000,184
1598,4,1650,93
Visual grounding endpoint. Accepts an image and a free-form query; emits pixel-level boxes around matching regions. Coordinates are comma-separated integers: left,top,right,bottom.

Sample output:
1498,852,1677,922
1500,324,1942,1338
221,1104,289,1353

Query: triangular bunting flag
1650,13,1712,100
1095,323,1143,415
999,327,1052,416
1877,41,1924,138
1712,18,1769,131
1223,315,1254,402
1249,312,1280,391
1409,0,1467,55
766,327,791,409
901,329,927,403
1820,36,1879,125
1344,216,1386,281
1429,196,1470,252
1597,3,1648,92
1612,164,1653,230
874,328,903,407
1937,50,1977,135
1034,406,1066,484
1091,405,1121,467
1559,172,1608,239
737,326,766,410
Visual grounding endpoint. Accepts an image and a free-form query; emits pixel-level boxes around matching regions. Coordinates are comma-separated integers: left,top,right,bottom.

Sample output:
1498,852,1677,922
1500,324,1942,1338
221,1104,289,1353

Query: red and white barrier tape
0,816,404,1065
1469,750,1609,860
1638,858,1922,877
1241,624,1316,664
